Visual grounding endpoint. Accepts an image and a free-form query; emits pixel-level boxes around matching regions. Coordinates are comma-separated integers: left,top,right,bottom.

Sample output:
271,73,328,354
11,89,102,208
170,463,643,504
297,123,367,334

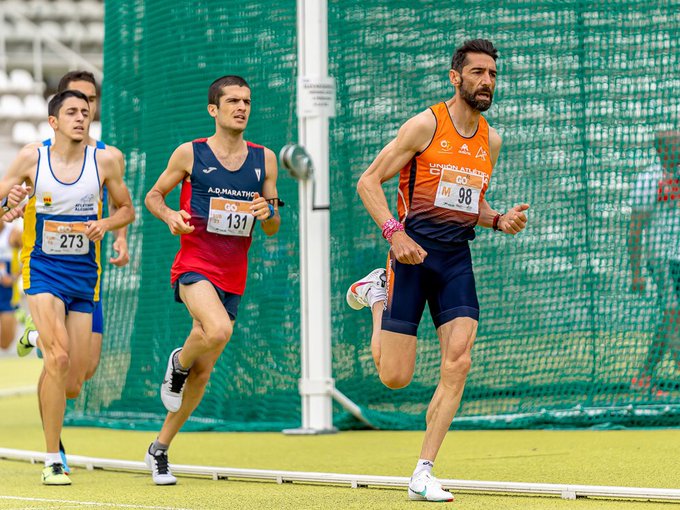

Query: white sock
45,452,62,467
27,330,39,347
413,458,434,477
366,287,386,309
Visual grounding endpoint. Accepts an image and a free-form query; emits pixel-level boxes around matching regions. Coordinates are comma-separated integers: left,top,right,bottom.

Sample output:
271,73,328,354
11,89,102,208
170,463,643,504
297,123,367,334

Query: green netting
67,0,680,431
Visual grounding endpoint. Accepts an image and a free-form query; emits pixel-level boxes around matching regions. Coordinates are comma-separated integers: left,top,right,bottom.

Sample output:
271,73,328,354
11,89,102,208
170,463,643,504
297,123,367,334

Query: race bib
207,197,255,237
434,168,484,214
42,220,89,255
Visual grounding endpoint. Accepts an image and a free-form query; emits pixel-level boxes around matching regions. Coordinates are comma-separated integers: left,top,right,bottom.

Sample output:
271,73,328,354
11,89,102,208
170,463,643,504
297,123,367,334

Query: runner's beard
459,79,493,112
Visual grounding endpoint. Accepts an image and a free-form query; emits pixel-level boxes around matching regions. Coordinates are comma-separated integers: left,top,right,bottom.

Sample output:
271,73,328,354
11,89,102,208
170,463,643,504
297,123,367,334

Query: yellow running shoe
16,314,37,358
42,463,71,485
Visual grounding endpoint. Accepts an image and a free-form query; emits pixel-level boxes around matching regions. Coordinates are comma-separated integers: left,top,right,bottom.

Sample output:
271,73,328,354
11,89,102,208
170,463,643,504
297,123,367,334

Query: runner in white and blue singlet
0,89,134,485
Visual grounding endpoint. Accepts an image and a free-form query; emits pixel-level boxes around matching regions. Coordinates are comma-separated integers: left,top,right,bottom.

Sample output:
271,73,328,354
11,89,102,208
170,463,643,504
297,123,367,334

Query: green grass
0,358,678,509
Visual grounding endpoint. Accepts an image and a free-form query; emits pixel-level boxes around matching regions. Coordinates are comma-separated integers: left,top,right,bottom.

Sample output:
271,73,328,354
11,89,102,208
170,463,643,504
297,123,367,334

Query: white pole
284,0,335,434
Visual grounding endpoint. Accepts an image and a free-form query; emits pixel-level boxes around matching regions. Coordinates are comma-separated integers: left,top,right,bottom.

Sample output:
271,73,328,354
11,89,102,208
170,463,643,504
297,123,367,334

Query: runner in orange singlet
346,39,529,502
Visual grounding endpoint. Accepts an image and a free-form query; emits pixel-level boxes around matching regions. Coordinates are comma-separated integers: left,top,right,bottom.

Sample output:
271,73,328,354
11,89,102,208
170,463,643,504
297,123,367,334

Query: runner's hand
499,203,529,235
6,185,30,209
390,231,428,264
2,203,25,222
2,186,30,222
250,192,273,221
85,219,107,241
109,236,130,266
166,209,194,235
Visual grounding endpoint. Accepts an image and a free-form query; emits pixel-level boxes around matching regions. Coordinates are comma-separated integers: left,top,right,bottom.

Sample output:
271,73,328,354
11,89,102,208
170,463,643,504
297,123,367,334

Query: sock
149,440,169,455
45,452,62,467
59,438,66,454
27,330,39,347
172,350,189,372
366,286,386,309
413,458,434,477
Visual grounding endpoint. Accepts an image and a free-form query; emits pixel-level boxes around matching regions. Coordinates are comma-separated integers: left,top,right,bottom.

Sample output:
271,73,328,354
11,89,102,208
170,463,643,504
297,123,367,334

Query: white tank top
34,144,101,218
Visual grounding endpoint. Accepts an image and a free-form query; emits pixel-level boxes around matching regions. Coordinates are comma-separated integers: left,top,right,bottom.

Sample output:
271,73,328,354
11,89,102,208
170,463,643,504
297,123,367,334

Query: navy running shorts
92,299,104,334
174,271,241,320
382,241,479,336
25,285,94,314
0,284,14,313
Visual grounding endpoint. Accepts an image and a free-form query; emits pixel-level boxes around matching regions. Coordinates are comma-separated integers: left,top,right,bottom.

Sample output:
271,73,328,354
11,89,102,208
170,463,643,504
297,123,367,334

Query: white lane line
0,386,36,398
0,496,192,510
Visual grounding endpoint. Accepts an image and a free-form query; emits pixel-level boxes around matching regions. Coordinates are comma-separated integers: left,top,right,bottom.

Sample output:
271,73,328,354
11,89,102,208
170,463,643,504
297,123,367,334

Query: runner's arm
144,143,195,235
106,146,129,240
88,151,134,239
253,147,280,236
104,146,130,265
479,127,529,234
357,112,435,229
0,147,37,214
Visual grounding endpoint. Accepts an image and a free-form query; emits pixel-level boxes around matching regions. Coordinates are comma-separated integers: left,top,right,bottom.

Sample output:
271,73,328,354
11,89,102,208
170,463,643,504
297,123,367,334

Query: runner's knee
440,353,472,384
379,369,413,390
65,380,83,399
45,351,70,377
204,323,232,349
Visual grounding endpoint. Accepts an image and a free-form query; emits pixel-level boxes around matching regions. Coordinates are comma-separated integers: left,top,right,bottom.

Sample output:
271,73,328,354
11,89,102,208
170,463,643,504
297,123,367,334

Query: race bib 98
42,220,89,255
434,168,484,214
207,197,255,237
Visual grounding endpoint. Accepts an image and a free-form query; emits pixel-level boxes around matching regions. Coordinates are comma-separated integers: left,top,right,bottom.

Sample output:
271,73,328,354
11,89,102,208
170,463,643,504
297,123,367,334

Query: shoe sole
408,489,454,502
160,348,183,413
346,287,365,310
42,476,71,486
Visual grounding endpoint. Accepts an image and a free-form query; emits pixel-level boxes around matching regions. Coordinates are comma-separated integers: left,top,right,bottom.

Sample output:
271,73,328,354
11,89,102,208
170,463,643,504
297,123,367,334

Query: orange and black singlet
396,102,494,249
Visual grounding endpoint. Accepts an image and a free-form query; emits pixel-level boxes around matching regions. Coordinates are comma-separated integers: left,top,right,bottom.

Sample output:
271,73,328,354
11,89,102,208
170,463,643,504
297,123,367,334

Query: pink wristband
381,218,405,243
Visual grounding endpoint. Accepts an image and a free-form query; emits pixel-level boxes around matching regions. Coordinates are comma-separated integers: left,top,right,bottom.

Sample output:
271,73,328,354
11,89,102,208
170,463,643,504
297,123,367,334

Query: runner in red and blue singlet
144,75,281,486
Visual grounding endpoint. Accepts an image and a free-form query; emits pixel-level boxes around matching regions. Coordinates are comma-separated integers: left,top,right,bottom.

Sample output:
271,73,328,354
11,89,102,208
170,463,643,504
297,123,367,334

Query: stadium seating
0,0,103,162
0,95,25,119
11,121,38,145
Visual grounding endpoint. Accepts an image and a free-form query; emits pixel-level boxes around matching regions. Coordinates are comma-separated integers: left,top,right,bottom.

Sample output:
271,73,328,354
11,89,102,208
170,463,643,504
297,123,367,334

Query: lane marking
0,496,191,510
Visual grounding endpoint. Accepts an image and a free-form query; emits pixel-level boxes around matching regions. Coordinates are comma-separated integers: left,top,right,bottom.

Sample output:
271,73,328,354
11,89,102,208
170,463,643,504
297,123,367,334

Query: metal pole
283,0,335,434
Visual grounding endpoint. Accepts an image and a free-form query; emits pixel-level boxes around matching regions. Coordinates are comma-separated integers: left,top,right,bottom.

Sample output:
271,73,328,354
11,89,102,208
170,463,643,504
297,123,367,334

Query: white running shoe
408,471,454,502
145,445,177,485
160,348,190,413
346,268,386,310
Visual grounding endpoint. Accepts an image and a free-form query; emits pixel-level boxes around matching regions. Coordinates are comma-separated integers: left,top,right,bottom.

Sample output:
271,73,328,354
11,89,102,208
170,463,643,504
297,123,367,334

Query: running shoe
145,444,177,485
346,268,386,310
408,471,454,502
160,348,190,413
41,463,71,485
16,314,37,357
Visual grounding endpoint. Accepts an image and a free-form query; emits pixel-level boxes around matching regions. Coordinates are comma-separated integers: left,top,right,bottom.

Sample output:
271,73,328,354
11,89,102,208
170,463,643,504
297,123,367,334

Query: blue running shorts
382,241,479,336
92,299,104,334
173,272,241,320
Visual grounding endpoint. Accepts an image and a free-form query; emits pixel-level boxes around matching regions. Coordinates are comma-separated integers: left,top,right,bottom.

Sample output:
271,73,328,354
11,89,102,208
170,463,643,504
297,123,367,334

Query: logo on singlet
458,144,471,155
255,168,262,181
43,192,52,207
439,140,453,153
475,147,488,160
202,167,217,174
